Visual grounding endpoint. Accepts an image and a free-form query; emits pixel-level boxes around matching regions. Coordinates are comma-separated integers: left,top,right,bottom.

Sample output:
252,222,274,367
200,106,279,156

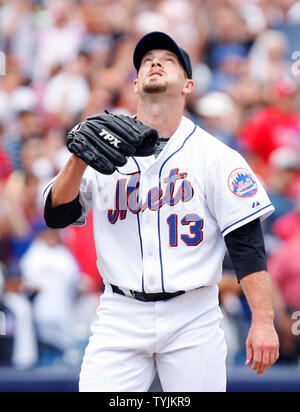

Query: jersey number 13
167,213,204,247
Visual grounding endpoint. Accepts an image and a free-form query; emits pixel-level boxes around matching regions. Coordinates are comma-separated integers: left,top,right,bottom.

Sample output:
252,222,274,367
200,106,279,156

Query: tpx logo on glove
100,128,121,149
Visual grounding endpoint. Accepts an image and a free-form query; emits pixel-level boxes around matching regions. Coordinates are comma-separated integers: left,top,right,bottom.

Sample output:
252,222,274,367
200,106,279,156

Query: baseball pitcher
43,32,279,392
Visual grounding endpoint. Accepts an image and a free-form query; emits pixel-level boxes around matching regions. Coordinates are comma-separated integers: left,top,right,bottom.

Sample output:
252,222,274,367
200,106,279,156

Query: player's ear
133,78,139,94
182,79,194,97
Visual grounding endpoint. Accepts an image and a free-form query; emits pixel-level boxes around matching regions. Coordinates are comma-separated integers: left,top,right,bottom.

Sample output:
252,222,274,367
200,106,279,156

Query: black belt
110,284,185,302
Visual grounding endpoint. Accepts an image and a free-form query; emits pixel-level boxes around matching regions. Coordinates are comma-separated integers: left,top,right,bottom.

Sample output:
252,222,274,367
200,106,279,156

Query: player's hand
245,320,279,376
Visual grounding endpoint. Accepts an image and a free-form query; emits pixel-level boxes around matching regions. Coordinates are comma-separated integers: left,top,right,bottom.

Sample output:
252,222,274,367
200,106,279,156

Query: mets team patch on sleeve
228,168,258,198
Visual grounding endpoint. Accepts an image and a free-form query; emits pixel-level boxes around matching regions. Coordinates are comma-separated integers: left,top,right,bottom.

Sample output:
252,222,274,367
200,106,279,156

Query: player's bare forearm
241,271,274,322
51,154,87,207
240,271,279,375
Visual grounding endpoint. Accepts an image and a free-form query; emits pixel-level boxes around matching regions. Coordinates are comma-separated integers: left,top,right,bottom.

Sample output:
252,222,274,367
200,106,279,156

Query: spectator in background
233,0,267,37
114,79,139,116
20,221,81,365
0,263,37,369
0,159,12,267
4,110,43,171
194,91,243,151
273,193,300,242
0,122,13,181
81,87,114,121
3,172,44,266
0,0,35,78
209,44,248,92
0,265,15,366
249,30,290,85
268,230,300,363
239,76,300,174
259,0,300,26
287,1,300,24
155,0,206,63
33,0,85,82
65,211,102,294
265,147,300,235
0,57,25,124
218,253,246,366
42,57,91,128
206,3,250,50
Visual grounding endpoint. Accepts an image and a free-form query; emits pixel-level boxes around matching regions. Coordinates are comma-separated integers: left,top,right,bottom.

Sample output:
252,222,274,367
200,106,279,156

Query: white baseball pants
79,284,227,392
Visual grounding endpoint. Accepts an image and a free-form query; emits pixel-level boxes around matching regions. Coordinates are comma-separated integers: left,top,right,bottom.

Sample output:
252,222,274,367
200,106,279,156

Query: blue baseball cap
133,31,192,79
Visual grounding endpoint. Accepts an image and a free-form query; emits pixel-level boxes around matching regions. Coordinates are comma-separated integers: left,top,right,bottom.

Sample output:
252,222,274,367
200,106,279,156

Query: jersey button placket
140,171,162,293
141,210,160,293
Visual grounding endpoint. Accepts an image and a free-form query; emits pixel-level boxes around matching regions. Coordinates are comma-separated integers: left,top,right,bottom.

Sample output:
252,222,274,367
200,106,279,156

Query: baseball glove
66,112,159,175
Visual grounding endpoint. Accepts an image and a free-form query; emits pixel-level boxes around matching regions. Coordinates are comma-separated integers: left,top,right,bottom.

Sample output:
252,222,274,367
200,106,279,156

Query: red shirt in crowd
272,211,300,241
240,107,300,164
65,211,103,292
0,146,13,180
268,238,300,311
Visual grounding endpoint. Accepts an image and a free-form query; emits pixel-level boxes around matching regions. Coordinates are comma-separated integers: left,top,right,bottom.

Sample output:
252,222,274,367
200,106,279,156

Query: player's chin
143,80,168,94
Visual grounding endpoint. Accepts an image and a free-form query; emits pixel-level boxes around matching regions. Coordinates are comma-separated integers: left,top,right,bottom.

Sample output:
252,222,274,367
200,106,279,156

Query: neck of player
136,95,185,139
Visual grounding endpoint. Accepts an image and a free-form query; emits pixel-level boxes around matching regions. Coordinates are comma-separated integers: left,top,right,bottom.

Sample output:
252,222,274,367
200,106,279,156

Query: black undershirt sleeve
44,188,83,229
224,218,267,282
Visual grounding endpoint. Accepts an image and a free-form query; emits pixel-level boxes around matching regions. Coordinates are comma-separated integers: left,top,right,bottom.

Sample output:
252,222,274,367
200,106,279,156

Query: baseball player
43,32,279,392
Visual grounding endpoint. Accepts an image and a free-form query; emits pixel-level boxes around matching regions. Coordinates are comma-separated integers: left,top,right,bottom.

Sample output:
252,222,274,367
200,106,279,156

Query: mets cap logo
228,168,258,198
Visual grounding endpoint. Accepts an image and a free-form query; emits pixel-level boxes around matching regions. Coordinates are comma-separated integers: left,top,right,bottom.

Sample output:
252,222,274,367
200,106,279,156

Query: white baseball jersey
44,116,274,294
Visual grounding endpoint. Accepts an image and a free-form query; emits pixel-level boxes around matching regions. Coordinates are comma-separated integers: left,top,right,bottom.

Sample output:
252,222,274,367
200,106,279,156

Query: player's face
134,49,193,97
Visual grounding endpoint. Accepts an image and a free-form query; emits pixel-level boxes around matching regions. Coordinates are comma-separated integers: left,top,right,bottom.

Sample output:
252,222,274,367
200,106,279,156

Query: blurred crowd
0,0,300,370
